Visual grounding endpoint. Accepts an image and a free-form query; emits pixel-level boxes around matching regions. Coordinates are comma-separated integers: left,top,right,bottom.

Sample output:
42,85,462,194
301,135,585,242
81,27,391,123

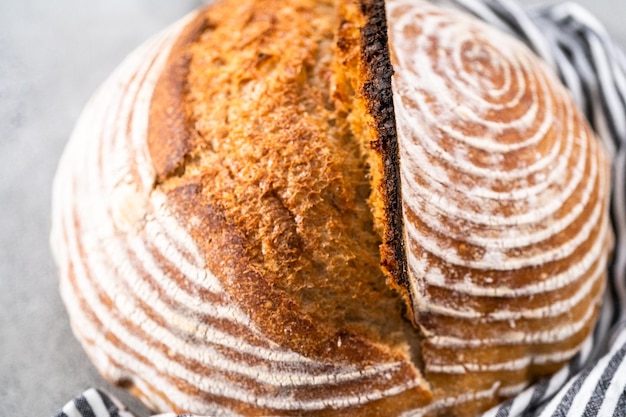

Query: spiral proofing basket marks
443,1,626,416
439,1,626,416
52,0,626,417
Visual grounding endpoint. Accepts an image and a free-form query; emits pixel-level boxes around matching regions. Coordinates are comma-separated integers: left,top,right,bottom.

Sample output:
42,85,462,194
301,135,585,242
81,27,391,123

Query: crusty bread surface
385,1,612,415
51,0,613,416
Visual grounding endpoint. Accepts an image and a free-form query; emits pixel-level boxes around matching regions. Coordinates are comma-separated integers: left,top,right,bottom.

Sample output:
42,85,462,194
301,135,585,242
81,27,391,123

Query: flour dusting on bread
51,0,613,416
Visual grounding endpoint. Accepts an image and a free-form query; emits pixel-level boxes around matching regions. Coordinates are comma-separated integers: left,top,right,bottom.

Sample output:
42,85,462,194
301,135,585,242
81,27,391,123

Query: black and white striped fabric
53,1,626,416
53,389,136,417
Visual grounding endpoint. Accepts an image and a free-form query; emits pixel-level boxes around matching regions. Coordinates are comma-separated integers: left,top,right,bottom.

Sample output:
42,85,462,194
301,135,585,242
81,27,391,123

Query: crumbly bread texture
51,0,613,416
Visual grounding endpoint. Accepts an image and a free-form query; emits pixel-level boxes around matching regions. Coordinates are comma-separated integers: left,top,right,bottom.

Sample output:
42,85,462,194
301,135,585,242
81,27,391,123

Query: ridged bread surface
51,1,429,415
50,0,613,416
387,1,612,415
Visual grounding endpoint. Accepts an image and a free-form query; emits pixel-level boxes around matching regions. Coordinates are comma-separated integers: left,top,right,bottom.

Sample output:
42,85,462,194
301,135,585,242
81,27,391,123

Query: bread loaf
50,0,613,416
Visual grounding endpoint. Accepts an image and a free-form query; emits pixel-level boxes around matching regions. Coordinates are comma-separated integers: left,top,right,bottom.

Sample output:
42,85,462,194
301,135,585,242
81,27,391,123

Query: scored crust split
50,0,613,416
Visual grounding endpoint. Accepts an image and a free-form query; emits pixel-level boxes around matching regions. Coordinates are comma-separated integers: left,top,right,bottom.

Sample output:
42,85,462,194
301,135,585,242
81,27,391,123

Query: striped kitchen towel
52,0,626,416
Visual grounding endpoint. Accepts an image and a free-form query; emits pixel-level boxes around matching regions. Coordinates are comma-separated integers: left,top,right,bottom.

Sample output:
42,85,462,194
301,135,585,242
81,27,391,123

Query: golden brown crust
152,0,408,360
53,0,612,415
143,0,612,413
146,0,430,413
148,11,213,180
166,181,433,416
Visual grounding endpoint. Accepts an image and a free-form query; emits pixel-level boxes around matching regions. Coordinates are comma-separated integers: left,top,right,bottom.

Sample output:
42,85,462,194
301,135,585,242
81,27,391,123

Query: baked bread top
387,0,612,413
51,0,613,416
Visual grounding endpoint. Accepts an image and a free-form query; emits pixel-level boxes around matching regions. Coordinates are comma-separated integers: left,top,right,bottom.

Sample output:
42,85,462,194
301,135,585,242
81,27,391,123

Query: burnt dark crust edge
358,1,410,304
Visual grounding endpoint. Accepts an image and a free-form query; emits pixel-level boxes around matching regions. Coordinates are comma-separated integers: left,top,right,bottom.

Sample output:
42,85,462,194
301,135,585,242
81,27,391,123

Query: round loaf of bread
50,0,613,416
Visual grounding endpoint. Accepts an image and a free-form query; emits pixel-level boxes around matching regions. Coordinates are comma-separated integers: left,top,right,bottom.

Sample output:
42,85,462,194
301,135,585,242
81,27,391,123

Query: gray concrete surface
0,1,624,417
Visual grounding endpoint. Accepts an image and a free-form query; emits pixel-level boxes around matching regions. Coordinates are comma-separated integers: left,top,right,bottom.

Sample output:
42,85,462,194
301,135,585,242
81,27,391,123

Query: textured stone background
1,1,624,416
